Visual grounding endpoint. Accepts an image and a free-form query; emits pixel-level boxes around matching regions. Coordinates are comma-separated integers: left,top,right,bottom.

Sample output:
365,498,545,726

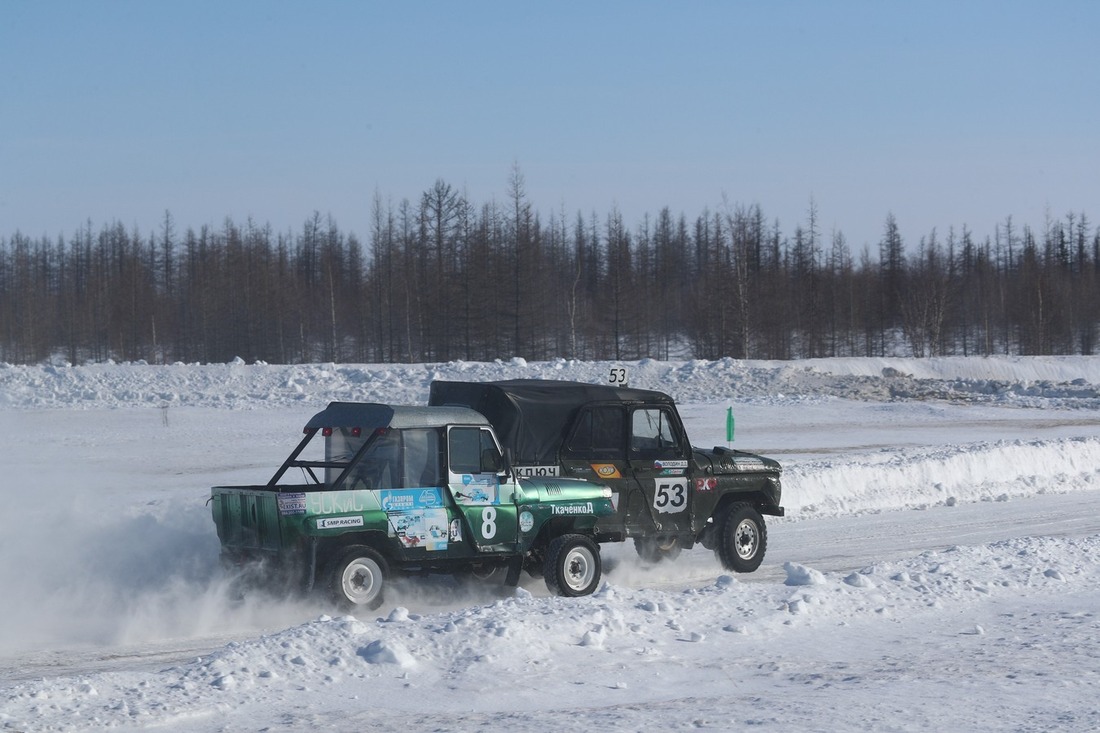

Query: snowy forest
1,175,1098,365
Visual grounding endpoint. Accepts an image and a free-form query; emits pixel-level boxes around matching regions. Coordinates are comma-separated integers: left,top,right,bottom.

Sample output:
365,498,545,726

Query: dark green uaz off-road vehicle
211,402,615,609
429,379,784,571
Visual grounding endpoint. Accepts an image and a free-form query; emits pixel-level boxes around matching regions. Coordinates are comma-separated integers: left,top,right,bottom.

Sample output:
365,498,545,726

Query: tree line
1,174,1097,365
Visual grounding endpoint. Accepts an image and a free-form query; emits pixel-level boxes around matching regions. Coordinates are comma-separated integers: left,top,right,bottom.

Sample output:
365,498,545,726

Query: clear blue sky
2,0,1098,251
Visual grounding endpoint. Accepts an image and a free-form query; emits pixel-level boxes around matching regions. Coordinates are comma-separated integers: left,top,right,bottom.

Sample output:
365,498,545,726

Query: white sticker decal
515,465,560,477
551,502,595,516
653,478,689,514
391,509,449,551
519,511,534,533
453,475,498,505
317,516,365,530
278,492,307,516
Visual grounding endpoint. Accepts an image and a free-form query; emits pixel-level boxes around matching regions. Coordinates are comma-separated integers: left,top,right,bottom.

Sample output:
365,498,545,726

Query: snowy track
3,356,1100,732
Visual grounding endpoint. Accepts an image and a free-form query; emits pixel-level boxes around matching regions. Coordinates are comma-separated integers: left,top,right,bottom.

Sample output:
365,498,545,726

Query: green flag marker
726,405,734,443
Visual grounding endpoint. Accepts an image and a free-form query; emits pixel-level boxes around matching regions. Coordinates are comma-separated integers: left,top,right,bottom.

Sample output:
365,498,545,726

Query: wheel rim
563,545,596,591
341,557,382,605
734,518,759,560
655,536,677,552
470,563,500,581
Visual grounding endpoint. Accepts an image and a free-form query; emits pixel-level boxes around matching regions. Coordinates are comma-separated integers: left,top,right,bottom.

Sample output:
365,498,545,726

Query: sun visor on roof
305,402,395,430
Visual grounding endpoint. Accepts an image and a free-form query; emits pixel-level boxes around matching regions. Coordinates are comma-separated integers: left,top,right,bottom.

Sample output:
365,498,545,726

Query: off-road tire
715,503,767,573
543,534,601,597
633,535,683,563
327,545,387,610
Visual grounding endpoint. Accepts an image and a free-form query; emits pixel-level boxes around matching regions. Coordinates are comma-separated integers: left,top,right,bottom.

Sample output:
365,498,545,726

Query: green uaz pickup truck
211,402,615,608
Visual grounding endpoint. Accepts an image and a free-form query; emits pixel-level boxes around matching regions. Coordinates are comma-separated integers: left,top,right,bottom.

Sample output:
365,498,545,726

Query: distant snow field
2,356,1100,732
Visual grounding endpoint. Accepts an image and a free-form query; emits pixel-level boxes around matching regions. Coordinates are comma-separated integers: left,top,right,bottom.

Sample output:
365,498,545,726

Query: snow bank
2,355,1098,410
800,354,1100,383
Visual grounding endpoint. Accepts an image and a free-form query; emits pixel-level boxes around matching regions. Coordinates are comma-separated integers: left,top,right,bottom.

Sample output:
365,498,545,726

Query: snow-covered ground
2,356,1100,732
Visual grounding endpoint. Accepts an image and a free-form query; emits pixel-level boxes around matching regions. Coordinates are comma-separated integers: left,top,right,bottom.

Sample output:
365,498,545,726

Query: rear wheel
544,534,601,597
715,504,767,573
327,545,387,610
634,535,683,563
469,562,506,582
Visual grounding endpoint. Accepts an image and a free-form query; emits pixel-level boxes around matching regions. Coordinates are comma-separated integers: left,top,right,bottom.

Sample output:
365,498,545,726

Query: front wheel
543,534,602,597
715,504,767,573
327,545,388,610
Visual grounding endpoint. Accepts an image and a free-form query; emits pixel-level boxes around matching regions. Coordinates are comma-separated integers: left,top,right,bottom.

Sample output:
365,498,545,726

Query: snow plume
0,410,313,656
0,410,532,657
0,482,292,655
0,461,509,657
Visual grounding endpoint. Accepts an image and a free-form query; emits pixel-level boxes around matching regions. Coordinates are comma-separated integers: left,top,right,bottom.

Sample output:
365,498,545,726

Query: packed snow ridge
3,354,1100,410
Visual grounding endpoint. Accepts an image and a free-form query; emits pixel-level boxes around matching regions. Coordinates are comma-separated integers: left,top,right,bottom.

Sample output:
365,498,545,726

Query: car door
559,404,638,531
445,425,517,551
375,428,450,552
627,406,693,535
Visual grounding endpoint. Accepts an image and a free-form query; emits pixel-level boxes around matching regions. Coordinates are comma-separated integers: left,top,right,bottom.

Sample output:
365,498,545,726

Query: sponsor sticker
307,490,379,515
452,476,498,505
551,502,595,516
317,515,365,530
695,477,718,492
519,511,534,533
515,465,560,477
278,492,307,516
379,488,444,512
591,463,622,479
391,508,449,551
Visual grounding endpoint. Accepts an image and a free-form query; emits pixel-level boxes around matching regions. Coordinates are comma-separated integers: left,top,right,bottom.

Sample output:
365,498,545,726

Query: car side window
450,427,503,475
403,428,442,487
351,429,401,489
478,428,502,473
631,408,682,458
324,427,369,486
565,406,625,459
448,426,481,474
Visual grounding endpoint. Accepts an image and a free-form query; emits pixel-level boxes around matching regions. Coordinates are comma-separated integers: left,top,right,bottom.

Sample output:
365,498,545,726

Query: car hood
692,446,782,475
